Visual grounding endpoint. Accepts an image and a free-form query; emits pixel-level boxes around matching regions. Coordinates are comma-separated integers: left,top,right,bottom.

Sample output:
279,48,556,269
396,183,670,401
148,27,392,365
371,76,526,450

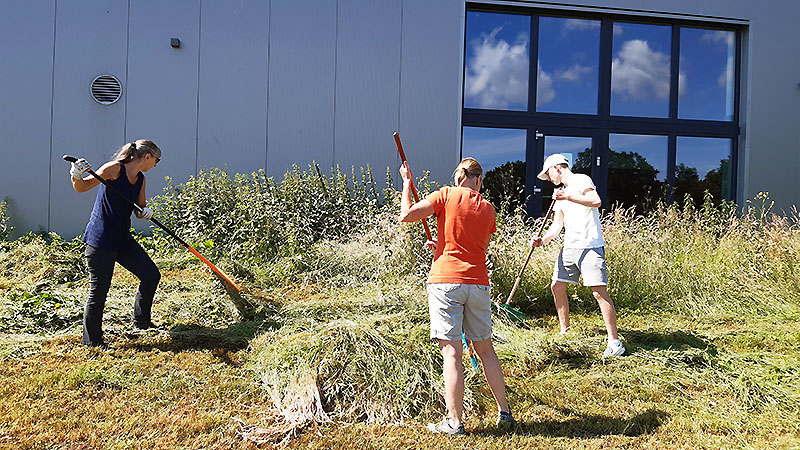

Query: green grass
1,171,799,449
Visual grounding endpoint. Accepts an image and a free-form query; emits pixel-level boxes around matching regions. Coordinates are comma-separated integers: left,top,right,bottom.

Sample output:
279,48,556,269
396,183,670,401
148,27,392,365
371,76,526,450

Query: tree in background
482,160,526,217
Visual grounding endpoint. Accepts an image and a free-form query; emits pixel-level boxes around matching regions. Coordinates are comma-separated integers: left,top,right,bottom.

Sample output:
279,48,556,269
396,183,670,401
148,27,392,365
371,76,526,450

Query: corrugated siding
266,0,337,177
125,0,200,230
0,1,56,236
49,0,128,238
197,0,269,176
399,0,464,186
333,0,402,182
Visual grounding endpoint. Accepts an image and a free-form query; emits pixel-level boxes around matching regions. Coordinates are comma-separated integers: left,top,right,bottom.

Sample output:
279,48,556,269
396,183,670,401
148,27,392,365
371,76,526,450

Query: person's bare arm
398,162,435,222
71,161,120,193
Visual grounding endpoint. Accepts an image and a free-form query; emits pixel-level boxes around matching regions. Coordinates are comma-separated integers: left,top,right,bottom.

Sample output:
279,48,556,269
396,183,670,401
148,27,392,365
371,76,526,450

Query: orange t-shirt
426,186,496,285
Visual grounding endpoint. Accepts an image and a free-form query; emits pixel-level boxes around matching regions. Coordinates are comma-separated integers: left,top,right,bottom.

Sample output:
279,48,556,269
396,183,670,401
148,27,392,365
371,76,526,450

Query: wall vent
90,75,122,105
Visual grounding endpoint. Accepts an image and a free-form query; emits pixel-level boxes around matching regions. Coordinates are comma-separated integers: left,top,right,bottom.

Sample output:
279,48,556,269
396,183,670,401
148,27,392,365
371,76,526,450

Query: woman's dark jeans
83,240,160,346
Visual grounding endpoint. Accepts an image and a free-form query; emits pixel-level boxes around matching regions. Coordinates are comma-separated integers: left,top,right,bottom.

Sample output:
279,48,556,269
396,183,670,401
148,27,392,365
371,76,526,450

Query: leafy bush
150,165,389,269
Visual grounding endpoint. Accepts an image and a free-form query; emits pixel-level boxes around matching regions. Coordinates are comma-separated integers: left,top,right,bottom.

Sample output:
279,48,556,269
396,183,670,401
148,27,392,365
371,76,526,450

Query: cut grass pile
1,169,799,449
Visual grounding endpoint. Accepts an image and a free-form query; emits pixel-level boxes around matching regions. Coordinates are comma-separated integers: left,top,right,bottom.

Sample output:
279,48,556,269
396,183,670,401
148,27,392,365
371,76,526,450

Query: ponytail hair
113,139,161,163
452,157,483,185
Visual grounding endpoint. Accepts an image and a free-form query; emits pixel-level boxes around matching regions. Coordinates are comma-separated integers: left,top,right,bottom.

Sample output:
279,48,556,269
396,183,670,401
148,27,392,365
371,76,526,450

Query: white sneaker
603,340,625,357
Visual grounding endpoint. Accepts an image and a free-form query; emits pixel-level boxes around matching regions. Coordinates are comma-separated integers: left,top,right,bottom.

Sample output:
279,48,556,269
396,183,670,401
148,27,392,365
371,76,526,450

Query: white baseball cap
537,153,569,180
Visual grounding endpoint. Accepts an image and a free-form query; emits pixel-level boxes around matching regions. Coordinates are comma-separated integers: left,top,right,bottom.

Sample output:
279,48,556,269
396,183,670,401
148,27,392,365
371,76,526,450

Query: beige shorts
427,283,492,342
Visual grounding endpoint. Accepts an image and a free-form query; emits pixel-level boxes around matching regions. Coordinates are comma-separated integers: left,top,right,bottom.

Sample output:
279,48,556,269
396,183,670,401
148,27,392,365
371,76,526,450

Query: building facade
1,0,798,237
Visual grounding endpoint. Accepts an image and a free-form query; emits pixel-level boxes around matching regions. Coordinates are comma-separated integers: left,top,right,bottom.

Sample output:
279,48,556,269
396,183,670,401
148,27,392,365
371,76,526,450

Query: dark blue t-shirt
83,162,143,250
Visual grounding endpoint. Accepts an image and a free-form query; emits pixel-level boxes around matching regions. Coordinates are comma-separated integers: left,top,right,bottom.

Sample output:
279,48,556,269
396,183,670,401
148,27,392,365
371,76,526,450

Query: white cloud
611,39,672,100
537,63,555,106
464,26,529,109
613,24,624,36
717,70,727,88
701,30,734,47
564,19,600,31
556,64,593,82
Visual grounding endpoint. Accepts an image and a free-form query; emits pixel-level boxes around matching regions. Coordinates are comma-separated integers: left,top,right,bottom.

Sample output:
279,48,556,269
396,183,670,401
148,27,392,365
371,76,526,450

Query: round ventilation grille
90,75,122,105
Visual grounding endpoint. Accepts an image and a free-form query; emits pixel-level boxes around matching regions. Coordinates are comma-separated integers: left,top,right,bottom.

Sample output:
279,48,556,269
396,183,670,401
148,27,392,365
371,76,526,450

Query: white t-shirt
554,174,605,249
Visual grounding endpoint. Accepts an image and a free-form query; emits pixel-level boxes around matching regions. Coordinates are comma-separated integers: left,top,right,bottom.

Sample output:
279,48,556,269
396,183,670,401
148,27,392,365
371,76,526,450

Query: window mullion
669,24,680,120
598,18,612,121
528,14,538,116
667,133,677,204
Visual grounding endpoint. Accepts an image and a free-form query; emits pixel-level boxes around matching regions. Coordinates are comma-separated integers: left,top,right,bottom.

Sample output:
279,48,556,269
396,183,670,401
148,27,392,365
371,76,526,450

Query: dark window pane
543,136,593,215
608,134,668,212
678,28,735,121
611,22,672,118
675,137,732,205
537,17,600,114
462,126,527,215
464,12,530,111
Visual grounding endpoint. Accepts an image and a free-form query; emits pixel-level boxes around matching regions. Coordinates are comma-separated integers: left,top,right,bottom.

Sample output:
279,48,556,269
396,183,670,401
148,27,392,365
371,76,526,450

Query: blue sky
676,136,731,178
609,134,668,180
462,127,526,172
537,17,599,114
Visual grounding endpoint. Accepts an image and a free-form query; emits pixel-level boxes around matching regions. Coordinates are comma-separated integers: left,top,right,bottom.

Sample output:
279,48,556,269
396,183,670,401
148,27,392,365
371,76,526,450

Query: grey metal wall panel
399,0,464,186
267,0,337,177
0,1,55,236
197,0,269,176
126,0,200,227
735,1,800,212
49,0,128,238
333,0,402,181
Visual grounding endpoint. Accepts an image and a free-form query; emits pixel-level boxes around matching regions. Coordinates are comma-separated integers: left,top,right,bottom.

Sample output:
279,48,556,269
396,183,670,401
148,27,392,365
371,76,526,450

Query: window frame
462,3,741,207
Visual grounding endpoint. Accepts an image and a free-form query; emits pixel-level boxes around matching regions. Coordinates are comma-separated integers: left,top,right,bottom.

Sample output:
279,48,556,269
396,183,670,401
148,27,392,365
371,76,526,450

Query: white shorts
427,283,492,342
553,247,608,287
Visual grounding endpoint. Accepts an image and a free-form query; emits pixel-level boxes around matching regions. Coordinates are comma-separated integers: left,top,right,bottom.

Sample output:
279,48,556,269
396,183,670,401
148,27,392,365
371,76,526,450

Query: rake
499,194,557,312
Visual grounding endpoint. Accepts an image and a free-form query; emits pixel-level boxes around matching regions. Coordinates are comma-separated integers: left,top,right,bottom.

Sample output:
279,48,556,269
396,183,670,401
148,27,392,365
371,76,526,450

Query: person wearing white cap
530,154,625,357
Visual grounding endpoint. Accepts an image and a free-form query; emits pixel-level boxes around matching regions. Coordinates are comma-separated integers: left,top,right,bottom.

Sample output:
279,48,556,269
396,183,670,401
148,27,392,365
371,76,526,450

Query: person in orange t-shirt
399,157,513,435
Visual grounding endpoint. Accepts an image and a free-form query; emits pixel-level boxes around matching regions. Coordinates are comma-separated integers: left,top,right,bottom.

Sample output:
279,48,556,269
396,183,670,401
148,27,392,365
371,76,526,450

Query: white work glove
70,158,90,179
138,206,154,220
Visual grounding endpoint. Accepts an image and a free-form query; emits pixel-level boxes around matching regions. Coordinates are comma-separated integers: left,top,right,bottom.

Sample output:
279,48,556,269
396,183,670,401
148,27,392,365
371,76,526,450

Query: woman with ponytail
69,139,163,348
399,157,514,435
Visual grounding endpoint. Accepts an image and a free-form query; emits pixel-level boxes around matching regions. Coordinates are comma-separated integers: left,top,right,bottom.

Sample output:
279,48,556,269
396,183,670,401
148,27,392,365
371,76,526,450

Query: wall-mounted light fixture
171,38,181,49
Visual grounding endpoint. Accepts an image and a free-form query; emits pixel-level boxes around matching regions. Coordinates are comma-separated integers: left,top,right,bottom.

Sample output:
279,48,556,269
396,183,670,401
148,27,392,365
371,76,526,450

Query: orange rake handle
186,246,241,292
393,132,432,241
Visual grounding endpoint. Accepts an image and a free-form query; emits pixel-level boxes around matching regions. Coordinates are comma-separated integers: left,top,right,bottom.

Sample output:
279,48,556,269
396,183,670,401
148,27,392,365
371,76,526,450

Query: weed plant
0,199,11,242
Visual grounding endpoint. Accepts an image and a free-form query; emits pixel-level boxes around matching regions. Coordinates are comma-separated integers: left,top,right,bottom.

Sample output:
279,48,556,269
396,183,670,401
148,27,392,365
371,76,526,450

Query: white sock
609,339,621,347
